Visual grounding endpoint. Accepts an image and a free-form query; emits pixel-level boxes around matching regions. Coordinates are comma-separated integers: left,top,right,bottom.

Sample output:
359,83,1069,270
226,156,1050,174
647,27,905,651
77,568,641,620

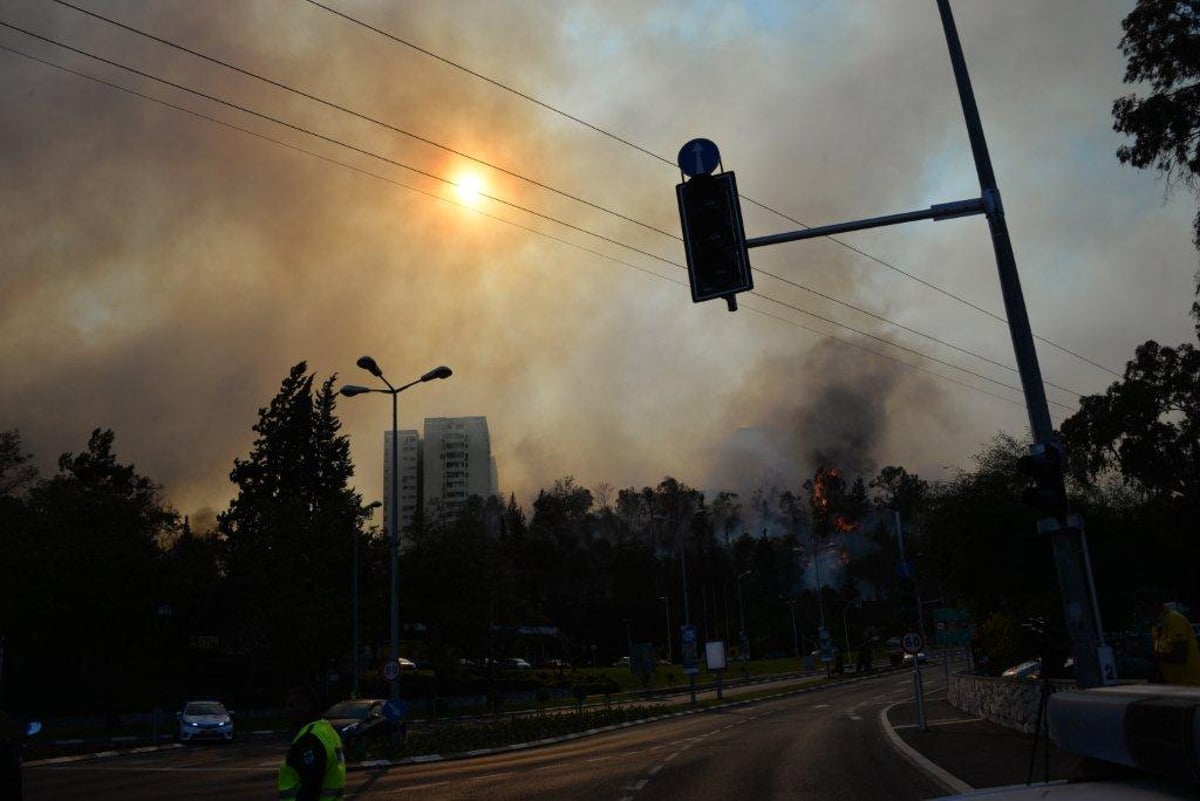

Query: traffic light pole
697,0,1110,689
935,0,1107,688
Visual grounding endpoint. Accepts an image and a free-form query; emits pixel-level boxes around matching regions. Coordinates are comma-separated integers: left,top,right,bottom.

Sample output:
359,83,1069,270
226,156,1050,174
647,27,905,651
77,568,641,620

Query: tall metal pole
660,596,672,663
936,0,1105,688
788,601,800,661
390,393,400,703
736,572,749,662
679,518,696,704
352,526,359,699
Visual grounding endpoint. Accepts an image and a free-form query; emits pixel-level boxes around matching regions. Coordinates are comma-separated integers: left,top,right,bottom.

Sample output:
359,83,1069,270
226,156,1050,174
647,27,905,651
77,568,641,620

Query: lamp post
354,500,382,699
842,600,861,661
340,357,452,704
659,595,672,663
795,541,834,676
787,599,800,661
735,570,751,663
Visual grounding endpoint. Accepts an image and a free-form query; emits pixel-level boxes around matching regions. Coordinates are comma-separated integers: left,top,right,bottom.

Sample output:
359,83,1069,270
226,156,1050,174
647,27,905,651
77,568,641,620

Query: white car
178,700,234,743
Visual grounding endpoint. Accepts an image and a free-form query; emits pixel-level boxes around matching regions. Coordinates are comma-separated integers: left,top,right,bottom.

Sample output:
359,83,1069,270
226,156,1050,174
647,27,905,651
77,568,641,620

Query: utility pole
935,0,1109,688
673,0,1111,689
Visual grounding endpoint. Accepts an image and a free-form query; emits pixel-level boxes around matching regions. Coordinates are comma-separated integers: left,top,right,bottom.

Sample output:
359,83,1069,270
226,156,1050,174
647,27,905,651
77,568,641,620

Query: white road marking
649,764,663,775
634,778,648,790
665,752,680,762
815,703,830,709
892,717,982,730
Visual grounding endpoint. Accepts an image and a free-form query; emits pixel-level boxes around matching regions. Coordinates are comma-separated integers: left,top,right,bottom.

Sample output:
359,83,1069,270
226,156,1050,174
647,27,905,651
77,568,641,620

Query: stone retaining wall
948,672,1076,734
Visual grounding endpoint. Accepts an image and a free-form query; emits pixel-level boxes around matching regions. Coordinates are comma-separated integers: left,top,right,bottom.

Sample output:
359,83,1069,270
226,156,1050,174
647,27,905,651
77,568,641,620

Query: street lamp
795,541,835,676
735,569,751,663
787,599,800,661
340,357,452,705
353,500,382,698
659,595,672,664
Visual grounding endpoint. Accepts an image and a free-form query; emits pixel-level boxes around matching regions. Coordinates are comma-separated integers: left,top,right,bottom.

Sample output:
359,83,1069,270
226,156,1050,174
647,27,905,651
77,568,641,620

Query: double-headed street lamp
340,357,452,703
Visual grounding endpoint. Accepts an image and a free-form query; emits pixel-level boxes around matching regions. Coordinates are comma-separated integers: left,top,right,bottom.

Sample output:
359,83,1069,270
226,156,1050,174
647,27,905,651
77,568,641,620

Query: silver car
178,700,234,743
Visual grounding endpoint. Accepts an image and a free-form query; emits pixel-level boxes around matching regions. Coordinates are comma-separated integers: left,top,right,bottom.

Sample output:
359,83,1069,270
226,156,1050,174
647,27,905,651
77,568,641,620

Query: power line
0,28,1071,415
304,0,1122,380
39,1,1086,400
48,0,676,242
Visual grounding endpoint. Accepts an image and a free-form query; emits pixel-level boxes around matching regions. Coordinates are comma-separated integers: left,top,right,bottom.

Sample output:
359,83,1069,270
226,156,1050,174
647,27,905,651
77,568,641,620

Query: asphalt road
26,670,949,800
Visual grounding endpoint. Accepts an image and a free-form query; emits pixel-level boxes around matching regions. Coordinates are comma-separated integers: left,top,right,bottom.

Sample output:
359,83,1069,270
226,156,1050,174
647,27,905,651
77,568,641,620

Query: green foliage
1112,0,1200,248
217,362,364,690
1060,340,1200,502
921,434,1058,620
377,703,667,759
5,429,179,712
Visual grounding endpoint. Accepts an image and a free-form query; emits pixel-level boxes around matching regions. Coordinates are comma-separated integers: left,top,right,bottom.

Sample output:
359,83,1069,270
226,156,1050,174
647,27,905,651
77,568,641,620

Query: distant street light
659,595,672,664
340,358,452,706
736,570,751,663
354,500,382,698
787,599,801,661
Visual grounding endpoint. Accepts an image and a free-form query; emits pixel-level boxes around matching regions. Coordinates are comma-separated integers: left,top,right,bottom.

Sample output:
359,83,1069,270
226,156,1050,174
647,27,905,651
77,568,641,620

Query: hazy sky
2,0,1195,528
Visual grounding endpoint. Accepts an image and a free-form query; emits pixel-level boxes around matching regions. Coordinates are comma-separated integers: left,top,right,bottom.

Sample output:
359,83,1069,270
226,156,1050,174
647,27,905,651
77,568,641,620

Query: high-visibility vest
277,719,346,800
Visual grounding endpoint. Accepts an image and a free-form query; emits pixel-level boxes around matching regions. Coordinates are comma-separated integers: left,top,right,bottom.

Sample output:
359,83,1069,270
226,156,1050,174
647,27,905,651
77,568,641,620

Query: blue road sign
383,698,407,723
896,560,915,579
677,138,721,178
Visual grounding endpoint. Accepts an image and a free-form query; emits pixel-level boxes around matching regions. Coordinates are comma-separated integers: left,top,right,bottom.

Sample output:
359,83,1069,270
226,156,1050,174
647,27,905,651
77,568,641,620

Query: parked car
501,657,532,671
538,658,571,670
396,657,419,672
901,652,927,665
323,699,394,741
1001,659,1041,680
177,700,234,743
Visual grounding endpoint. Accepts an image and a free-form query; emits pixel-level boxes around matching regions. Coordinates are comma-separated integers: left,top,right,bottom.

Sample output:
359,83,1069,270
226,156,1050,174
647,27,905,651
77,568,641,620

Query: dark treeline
2,336,1198,716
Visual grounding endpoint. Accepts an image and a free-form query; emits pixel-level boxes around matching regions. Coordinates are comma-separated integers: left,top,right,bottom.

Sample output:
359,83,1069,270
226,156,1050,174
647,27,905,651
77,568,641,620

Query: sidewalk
883,695,1089,795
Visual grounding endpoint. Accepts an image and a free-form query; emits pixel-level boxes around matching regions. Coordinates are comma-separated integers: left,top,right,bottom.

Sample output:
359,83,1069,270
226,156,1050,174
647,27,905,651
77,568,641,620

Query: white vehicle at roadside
177,700,234,743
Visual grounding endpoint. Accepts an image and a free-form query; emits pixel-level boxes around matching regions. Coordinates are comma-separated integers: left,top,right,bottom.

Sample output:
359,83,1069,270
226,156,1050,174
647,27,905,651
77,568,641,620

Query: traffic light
676,171,752,309
898,577,920,631
1016,442,1067,517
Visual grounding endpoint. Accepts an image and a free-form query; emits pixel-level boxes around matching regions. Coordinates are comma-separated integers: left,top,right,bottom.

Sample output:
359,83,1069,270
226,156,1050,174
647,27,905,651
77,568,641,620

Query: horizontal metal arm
744,197,984,249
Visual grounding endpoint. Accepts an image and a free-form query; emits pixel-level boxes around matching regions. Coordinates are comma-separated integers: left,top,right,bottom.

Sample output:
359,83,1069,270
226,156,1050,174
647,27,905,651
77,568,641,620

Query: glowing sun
453,172,485,206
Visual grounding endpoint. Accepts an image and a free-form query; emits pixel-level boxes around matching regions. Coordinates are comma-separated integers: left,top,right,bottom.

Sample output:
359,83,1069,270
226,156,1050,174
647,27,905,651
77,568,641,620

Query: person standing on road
1136,590,1200,686
277,688,345,801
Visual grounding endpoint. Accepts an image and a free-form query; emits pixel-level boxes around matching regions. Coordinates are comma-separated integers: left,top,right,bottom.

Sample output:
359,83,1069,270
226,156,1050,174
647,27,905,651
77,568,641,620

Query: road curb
878,702,973,796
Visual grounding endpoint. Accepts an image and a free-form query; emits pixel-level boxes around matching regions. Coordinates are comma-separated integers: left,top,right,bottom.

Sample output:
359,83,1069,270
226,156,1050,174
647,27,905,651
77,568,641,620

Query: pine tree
219,362,363,690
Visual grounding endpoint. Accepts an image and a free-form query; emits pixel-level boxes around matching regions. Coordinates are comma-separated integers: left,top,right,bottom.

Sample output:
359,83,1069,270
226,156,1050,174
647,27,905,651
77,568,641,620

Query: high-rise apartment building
379,417,497,544
422,417,497,518
383,429,421,540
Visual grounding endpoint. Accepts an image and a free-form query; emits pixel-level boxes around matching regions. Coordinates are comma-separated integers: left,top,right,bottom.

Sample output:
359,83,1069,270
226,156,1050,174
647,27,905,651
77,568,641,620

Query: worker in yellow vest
277,688,346,800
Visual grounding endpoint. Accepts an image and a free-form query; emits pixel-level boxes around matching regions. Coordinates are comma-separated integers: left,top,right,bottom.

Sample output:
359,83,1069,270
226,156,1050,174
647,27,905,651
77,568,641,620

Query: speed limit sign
381,660,401,682
901,632,924,655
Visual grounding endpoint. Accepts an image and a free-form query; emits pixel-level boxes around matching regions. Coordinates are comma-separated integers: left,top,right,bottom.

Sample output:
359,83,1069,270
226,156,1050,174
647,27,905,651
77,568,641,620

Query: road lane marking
665,752,680,762
815,703,830,708
892,717,982,730
649,764,663,775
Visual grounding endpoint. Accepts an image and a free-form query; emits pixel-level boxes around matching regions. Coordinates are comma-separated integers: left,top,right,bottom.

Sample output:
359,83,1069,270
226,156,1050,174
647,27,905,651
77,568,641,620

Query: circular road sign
381,660,401,682
901,632,924,655
677,138,721,178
